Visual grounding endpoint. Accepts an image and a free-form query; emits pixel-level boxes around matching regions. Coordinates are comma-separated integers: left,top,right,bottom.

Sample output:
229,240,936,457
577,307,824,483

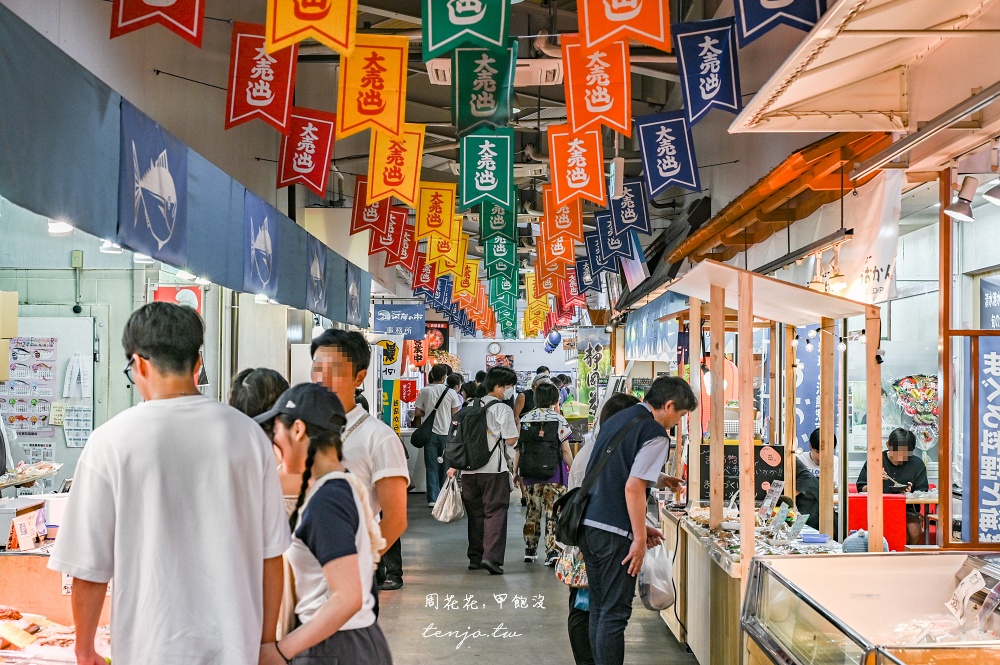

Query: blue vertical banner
306,235,327,315
346,262,364,327
243,190,280,299
981,276,1000,329
577,257,602,294
636,111,701,198
794,324,821,452
118,100,188,267
609,179,652,236
585,231,616,277
595,209,632,261
733,0,827,48
977,337,1000,542
372,303,426,340
673,18,742,126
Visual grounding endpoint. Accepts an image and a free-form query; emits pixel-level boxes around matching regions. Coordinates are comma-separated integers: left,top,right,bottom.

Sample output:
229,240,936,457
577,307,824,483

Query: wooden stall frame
820,317,836,537
784,325,797,501
738,273,755,584
689,298,703,507
710,285,726,530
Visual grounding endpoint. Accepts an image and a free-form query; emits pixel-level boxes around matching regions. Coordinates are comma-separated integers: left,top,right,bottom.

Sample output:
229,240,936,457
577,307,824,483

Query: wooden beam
710,285,726,531
756,209,797,223
738,273,756,587
938,169,953,546
866,308,884,551
688,298,703,508
769,323,777,451
784,325,797,501
906,171,940,183
820,317,836,538
808,175,851,191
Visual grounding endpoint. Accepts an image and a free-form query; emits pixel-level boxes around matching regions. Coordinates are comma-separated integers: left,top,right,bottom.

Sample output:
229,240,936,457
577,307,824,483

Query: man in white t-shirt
798,427,840,490
49,302,289,665
311,329,410,591
414,363,462,508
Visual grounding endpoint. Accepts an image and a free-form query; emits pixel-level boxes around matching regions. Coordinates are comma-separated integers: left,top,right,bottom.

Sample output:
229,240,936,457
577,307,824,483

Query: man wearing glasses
49,302,290,665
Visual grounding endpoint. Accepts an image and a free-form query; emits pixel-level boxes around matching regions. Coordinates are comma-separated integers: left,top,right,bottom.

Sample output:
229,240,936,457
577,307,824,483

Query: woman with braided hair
254,383,393,665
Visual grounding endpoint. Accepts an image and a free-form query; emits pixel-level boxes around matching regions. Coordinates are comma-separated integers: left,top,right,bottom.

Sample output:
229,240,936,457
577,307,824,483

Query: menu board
698,442,785,501
0,337,57,438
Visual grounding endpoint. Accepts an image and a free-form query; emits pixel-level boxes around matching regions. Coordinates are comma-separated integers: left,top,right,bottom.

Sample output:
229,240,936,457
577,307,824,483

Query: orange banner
368,124,425,207
337,34,408,139
542,185,584,243
548,124,606,207
432,233,468,280
562,35,631,136
538,224,577,267
579,0,671,52
266,0,356,56
416,183,458,241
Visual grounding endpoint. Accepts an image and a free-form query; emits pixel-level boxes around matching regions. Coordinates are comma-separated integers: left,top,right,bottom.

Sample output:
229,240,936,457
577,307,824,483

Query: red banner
384,213,418,273
404,339,429,368
412,251,437,292
226,23,297,133
562,267,587,307
111,0,204,47
350,176,391,235
543,185,584,243
579,0,672,52
369,206,407,258
277,107,337,197
548,124,606,207
562,35,631,136
400,379,418,403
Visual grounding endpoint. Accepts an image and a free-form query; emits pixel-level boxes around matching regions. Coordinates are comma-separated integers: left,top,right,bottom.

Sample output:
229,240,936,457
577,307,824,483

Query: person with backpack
446,366,519,575
515,382,574,565
413,364,463,509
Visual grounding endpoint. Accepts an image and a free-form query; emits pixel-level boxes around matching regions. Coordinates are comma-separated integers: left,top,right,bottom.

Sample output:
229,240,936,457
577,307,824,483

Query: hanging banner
734,0,827,48
118,101,188,268
384,213,418,273
453,45,517,135
976,336,1000,542
412,252,437,292
609,179,652,236
585,231,615,276
266,0,356,56
579,0,671,52
578,326,612,423
336,34,408,139
306,235,328,314
243,191,280,299
562,267,587,307
457,259,481,296
542,185,584,243
595,209,632,261
350,175,391,235
111,0,204,47
369,206,407,258
577,256,602,294
226,23,297,133
548,124,606,207
838,171,901,304
460,128,514,210
416,183,459,240
373,304,426,341
406,338,429,367
635,110,701,197
400,379,419,403
422,0,510,60
368,124,425,207
674,17,742,126
539,223,577,266
479,197,517,242
483,237,515,277
562,34,631,136
277,106,338,198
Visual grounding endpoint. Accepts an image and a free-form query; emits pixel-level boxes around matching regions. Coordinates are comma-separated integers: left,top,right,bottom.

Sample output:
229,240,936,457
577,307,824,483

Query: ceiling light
828,246,847,291
99,240,123,254
176,270,196,281
133,253,155,264
47,219,74,236
807,329,817,339
944,176,979,221
807,254,825,292
838,339,848,352
805,341,814,353
985,181,1000,206
254,294,270,304
194,277,210,285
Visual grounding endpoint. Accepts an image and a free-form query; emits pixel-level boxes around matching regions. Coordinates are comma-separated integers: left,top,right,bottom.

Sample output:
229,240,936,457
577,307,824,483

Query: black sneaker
380,577,403,591
544,552,559,567
468,561,481,570
524,549,537,563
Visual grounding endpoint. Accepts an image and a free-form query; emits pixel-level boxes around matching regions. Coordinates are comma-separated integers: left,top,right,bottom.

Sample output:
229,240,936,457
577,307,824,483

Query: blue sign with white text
636,110,701,198
733,0,827,48
243,191,280,299
610,179,652,237
585,231,616,277
373,304,426,341
981,276,1000,330
674,17,742,125
595,210,632,261
577,257,602,294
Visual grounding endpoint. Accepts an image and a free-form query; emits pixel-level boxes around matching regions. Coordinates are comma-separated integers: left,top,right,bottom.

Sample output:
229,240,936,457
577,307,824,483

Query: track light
944,176,978,221
807,254,825,292
99,240,123,254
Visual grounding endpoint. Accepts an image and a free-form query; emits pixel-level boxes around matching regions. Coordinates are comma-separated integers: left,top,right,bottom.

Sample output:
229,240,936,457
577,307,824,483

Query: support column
820,317,836,537
738,273,756,585
710,285,725,530
866,308,884,551
784,325,797,501
688,298,703,506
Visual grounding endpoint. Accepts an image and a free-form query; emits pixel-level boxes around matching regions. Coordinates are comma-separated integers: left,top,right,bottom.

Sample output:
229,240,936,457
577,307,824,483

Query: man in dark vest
580,376,698,665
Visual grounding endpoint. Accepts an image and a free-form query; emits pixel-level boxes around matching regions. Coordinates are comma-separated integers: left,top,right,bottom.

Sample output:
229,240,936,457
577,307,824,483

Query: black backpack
444,398,505,471
517,416,561,481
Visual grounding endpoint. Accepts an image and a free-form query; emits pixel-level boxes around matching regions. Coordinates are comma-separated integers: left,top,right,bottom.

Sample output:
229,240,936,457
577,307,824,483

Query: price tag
759,480,785,518
12,512,37,551
787,514,810,540
0,622,36,649
49,402,67,426
946,570,986,623
771,504,790,538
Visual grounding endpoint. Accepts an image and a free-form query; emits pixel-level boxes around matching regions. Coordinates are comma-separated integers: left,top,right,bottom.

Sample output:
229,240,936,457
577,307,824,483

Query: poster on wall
577,327,611,423
981,276,1000,329
382,380,403,433
373,304,426,341
153,285,203,314
0,337,57,439
426,322,450,354
486,354,514,368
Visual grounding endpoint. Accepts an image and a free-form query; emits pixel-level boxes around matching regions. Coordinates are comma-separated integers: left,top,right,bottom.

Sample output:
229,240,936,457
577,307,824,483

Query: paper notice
0,622,37,649
64,405,93,448
946,570,986,623
49,402,67,426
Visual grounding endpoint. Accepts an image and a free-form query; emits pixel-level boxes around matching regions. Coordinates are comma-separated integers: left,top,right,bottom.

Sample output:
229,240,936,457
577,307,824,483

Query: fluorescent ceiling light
99,240,123,254
47,220,74,236
133,253,155,264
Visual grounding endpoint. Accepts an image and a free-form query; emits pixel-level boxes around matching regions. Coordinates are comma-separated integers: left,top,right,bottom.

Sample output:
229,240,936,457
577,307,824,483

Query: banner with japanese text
422,0,510,60
577,256,602,294
266,0,356,56
636,110,701,197
456,258,481,297
538,221,577,266
453,45,517,135
562,267,587,307
460,127,514,209
577,326,612,422
416,183,458,240
368,124,425,207
562,34,631,136
595,209,632,261
674,18,742,125
405,338,429,367
579,0,671,52
483,236,516,279
585,231,616,276
306,234,328,314
975,337,1000,542
479,198,517,242
337,34,408,139
548,124,606,207
543,185,584,242
373,303,426,341
383,212,418,273
412,251,437,293
243,190,280,299
350,175,391,235
368,205,407,260
111,0,204,47
609,179,652,236
372,333,404,380
226,23,297,133
277,106,337,197
734,0,827,48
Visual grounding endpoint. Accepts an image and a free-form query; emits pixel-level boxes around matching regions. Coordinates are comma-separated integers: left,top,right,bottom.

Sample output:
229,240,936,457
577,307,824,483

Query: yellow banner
456,258,480,297
266,0,356,56
337,34,408,139
416,183,458,240
368,123,425,207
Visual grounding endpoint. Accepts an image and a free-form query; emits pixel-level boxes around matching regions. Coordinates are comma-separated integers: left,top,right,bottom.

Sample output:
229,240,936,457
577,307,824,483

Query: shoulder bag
411,387,450,449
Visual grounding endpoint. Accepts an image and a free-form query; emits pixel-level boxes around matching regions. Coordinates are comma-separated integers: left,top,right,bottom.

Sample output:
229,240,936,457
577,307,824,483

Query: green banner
422,0,511,61
452,45,517,135
483,236,515,275
460,128,514,210
480,197,517,243
577,327,612,424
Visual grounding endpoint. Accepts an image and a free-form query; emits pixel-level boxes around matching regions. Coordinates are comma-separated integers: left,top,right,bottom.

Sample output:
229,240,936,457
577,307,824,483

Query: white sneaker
428,502,436,508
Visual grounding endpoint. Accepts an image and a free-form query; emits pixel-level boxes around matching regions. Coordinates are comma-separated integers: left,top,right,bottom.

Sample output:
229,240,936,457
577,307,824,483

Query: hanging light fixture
984,178,1000,206
99,240,123,254
47,219,74,236
827,246,847,292
805,341,814,353
838,338,847,352
807,254,825,292
790,336,800,348
944,176,979,221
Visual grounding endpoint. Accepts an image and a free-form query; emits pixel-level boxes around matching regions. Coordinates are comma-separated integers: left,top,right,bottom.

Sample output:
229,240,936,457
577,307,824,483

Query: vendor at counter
856,428,929,544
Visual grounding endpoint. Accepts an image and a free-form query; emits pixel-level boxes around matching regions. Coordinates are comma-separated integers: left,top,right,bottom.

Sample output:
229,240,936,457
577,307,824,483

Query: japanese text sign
562,34,631,136
577,256,602,294
636,110,701,197
674,17,742,125
579,0,671,52
460,128,514,209
733,0,827,48
978,337,1000,542
412,252,437,292
595,209,632,261
277,106,337,197
368,206,408,259
585,231,616,276
422,0,511,60
417,183,459,240
111,0,204,47
609,179,652,236
543,185,584,243
383,211,418,273
548,124,606,207
982,276,1000,330
373,304,426,341
453,45,517,135
266,0,356,56
479,198,517,243
350,175,391,235
368,124,425,207
337,34,408,139
226,23,297,133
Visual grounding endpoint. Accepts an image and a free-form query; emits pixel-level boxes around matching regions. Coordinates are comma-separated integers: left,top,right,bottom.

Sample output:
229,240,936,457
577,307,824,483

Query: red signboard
277,107,338,197
153,285,203,314
111,0,205,47
226,23,298,133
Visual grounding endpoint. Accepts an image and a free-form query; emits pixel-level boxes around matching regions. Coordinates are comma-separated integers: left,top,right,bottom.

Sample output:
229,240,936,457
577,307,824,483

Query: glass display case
743,553,1000,665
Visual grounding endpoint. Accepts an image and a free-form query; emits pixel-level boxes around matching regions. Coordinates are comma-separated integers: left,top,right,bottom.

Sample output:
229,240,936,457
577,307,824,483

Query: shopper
856,427,929,544
557,374,573,405
799,427,840,488
579,375,697,665
256,383,392,665
311,330,410,591
50,302,290,665
449,365,520,575
516,382,574,565
514,373,550,420
230,367,297,499
414,363,463,508
447,372,464,395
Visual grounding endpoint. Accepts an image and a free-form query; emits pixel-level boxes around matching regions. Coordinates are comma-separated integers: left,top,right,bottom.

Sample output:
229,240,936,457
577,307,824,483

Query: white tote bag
432,475,465,523
637,544,675,611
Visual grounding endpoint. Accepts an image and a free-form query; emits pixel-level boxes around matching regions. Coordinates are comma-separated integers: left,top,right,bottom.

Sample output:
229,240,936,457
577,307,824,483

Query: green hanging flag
483,236,513,266
479,196,517,243
422,0,511,61
460,127,514,210
452,45,517,135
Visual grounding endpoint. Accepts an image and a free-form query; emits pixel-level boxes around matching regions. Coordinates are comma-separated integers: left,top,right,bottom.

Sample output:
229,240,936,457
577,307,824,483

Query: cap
253,383,346,432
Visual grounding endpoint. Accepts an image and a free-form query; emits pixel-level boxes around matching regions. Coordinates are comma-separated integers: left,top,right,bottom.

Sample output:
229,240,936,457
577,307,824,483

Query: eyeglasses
123,354,148,384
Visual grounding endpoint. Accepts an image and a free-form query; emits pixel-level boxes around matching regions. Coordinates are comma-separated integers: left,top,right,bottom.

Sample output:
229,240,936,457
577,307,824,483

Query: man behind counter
856,428,929,545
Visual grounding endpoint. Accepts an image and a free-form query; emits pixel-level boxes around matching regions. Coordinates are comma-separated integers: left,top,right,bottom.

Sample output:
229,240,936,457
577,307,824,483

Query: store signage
346,262,364,326
674,18,742,126
411,252,437,293
561,34,632,136
111,0,204,47
577,326,611,422
595,209,632,261
733,0,826,48
265,0,356,56
416,183,458,240
336,35,408,139
538,222,576,267
452,45,517,135
349,176,391,235
306,235,328,314
982,277,1000,330
400,380,418,403
839,171,901,304
479,198,517,243
225,23,297,133
456,259,481,297
382,212,418,273
276,106,337,197
367,124,425,207
368,206,406,260
153,285,203,314
976,336,1000,543
460,128,514,209
542,185,584,243
118,101,189,268
636,110,702,197
373,304,425,341
422,0,510,60
577,257,602,295
548,124,607,207
578,0,671,52
584,231,616,277
243,191,280,299
405,339,429,367
562,268,587,307
609,179,652,237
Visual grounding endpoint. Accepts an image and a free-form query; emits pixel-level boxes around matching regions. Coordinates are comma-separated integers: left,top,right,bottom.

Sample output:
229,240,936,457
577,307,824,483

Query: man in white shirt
798,428,840,490
311,329,410,591
49,302,289,665
413,363,462,508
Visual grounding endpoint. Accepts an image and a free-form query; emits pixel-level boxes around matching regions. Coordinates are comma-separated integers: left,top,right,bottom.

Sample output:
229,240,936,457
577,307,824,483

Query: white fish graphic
309,244,325,306
250,216,273,286
133,141,178,250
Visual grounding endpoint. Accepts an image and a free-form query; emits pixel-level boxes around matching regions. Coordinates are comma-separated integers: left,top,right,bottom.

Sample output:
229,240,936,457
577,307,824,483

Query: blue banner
118,100,188,267
306,235,327,315
674,18,742,126
346,262,364,326
373,304,426,341
977,336,1000,543
734,0,827,48
610,179,652,237
636,110,701,198
577,256,602,294
585,231,615,277
982,276,1000,330
595,209,632,261
243,191,280,299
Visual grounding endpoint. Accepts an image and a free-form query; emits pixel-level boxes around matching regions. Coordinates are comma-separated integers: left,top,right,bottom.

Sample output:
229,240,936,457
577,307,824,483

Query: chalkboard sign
631,378,653,399
698,442,785,501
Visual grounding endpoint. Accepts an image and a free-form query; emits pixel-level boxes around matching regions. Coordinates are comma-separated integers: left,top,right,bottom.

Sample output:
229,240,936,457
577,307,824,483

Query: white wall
456,338,577,376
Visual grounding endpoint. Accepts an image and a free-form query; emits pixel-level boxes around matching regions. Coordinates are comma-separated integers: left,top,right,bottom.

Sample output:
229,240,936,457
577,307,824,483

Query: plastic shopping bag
432,475,465,524
637,544,674,611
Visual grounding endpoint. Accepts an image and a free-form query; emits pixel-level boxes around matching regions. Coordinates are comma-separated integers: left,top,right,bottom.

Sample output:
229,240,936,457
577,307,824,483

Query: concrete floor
377,494,698,665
